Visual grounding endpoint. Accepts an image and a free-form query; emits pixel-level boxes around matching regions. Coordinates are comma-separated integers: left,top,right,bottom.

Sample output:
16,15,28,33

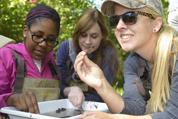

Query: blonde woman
74,0,178,119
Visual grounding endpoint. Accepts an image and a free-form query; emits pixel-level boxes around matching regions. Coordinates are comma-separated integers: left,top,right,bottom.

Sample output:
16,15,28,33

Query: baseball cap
101,0,163,16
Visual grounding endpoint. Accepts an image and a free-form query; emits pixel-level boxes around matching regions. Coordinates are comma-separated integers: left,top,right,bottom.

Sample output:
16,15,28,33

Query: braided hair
25,4,61,34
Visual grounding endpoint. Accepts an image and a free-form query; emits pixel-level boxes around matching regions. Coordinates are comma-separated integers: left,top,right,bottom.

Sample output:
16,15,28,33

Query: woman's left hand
80,111,153,119
74,51,105,90
80,111,114,119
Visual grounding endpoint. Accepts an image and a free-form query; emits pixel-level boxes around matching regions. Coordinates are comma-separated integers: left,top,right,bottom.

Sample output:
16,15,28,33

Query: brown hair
72,8,119,75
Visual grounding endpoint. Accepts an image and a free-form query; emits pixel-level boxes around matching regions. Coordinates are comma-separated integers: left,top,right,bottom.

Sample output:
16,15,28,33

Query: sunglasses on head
109,11,155,28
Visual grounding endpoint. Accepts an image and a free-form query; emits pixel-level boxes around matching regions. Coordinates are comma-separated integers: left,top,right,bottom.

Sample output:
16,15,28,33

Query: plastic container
0,99,108,119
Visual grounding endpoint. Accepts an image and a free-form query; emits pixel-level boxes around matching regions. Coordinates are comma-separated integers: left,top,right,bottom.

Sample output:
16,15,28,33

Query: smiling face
113,5,156,53
24,18,58,60
78,23,103,54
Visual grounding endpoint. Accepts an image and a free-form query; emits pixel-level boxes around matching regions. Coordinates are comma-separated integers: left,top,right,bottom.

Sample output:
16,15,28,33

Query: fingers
83,54,95,67
17,94,28,112
80,111,109,119
74,51,97,72
74,51,86,70
80,111,96,119
11,92,39,113
24,91,39,113
74,51,95,79
75,95,85,108
68,87,85,108
7,93,28,112
74,51,87,79
69,96,83,108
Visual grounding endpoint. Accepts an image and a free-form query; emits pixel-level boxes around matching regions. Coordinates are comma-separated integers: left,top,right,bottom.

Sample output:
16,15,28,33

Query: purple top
0,43,56,108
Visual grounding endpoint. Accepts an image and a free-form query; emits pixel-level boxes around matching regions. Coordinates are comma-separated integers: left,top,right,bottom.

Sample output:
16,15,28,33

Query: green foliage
0,0,32,42
162,0,169,22
0,0,93,43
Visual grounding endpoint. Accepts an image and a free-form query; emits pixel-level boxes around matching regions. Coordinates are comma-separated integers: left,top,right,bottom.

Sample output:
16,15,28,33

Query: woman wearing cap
74,0,178,119
0,4,60,114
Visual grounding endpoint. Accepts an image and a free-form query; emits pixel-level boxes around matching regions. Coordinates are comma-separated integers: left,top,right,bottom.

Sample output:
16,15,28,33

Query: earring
153,29,157,32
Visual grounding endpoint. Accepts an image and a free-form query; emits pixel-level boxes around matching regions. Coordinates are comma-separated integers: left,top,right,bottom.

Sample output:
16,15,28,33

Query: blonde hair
148,25,178,112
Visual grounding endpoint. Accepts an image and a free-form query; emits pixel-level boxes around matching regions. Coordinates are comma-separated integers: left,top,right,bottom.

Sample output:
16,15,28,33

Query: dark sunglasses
109,11,155,28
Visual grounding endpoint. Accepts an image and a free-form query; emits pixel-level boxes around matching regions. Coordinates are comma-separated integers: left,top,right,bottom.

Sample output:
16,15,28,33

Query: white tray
0,99,108,119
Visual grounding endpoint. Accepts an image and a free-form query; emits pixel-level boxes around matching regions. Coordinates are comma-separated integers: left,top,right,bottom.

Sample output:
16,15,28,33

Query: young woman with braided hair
0,4,60,114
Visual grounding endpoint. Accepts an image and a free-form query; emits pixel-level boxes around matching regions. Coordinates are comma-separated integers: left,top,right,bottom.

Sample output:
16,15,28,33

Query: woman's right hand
74,51,106,90
7,91,39,113
67,86,85,108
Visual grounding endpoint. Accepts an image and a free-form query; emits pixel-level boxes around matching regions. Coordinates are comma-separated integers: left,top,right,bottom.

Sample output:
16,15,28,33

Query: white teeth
120,34,131,39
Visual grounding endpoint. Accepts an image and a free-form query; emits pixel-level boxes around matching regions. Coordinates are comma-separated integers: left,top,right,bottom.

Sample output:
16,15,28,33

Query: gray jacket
122,53,178,119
